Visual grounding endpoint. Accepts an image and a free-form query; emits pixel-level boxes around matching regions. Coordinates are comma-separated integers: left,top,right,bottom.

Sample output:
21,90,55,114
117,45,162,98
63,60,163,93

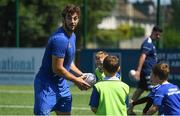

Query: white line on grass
0,90,33,94
0,105,89,110
0,105,141,112
0,90,91,95
0,105,32,109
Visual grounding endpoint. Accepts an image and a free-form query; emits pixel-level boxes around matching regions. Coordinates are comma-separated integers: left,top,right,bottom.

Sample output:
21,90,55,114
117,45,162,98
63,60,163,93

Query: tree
96,24,144,48
171,0,180,31
163,27,180,48
163,0,180,48
85,0,116,43
0,0,116,47
20,0,67,47
0,0,16,47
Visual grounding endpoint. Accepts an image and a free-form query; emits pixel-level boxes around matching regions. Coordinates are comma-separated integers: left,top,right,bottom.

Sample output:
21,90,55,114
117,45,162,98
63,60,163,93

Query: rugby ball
129,69,139,81
129,69,136,77
83,73,96,86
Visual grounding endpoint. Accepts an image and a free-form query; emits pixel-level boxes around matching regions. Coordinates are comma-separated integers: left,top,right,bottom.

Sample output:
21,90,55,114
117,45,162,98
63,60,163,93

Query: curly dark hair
152,25,163,33
61,4,80,18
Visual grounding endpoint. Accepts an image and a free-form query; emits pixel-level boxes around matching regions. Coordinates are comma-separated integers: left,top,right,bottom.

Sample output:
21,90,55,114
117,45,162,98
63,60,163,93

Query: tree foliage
20,0,63,47
163,0,180,48
0,0,16,47
163,27,180,48
1,0,180,48
96,24,144,48
0,0,116,47
171,0,180,31
86,0,116,39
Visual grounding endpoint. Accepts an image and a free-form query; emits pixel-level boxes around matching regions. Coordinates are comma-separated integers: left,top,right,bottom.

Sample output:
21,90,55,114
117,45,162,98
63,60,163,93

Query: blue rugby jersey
153,82,180,115
140,37,157,75
35,27,76,97
148,84,161,99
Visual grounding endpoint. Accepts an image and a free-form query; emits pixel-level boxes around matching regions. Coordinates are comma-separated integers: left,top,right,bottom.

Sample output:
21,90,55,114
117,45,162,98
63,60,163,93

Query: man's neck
150,35,154,40
63,26,72,37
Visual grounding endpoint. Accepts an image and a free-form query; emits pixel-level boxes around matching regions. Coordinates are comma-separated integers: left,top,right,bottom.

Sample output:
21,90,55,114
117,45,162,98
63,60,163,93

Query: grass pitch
0,85,148,115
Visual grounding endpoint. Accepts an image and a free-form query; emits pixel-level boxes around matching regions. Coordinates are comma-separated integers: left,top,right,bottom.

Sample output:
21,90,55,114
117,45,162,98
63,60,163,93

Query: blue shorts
34,77,72,115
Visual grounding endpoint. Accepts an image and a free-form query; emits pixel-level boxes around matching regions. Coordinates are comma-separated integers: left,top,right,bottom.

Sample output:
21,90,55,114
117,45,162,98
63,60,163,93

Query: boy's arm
132,96,153,114
145,105,158,115
132,96,149,106
89,86,99,114
143,97,153,114
91,107,97,113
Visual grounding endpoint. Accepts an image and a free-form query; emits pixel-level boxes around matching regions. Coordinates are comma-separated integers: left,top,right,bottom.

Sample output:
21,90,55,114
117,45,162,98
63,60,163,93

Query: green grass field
0,85,148,115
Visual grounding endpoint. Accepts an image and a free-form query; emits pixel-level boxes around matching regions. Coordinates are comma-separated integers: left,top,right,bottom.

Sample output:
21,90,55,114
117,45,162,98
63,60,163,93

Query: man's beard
64,21,74,33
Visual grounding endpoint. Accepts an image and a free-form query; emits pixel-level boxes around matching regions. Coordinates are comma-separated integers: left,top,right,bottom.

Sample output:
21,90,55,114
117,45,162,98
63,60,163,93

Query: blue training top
148,84,161,99
153,82,180,115
35,27,76,97
141,37,157,75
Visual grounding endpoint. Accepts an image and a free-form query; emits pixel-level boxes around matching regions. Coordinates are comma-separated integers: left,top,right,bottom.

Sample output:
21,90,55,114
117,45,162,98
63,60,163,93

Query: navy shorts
34,77,72,115
138,72,153,91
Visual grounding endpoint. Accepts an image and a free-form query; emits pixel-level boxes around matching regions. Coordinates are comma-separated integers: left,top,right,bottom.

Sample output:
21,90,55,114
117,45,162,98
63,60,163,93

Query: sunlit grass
0,85,148,115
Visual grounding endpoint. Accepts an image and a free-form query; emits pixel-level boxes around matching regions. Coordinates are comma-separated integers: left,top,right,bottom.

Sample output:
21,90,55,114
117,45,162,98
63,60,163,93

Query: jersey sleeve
148,85,160,99
125,96,129,107
153,89,164,106
51,35,68,58
141,41,152,55
89,86,99,108
116,72,121,80
148,91,153,98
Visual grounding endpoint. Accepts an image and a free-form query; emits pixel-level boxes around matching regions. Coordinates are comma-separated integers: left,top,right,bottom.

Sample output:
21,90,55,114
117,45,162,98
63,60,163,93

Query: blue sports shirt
141,37,157,75
148,84,160,99
36,27,76,97
153,82,180,115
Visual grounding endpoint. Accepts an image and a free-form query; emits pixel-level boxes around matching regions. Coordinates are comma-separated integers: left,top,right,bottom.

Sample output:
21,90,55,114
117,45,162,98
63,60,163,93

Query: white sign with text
0,48,44,85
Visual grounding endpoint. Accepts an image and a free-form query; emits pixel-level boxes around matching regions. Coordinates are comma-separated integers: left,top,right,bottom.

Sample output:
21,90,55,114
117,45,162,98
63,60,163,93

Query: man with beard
128,25,163,114
34,4,90,115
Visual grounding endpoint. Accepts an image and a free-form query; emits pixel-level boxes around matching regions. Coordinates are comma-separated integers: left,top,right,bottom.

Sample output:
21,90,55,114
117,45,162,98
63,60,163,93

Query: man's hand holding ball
129,70,140,81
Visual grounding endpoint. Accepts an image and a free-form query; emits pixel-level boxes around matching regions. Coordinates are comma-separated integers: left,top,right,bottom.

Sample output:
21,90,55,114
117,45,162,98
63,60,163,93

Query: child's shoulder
119,81,129,94
157,83,178,93
119,81,129,86
120,81,129,90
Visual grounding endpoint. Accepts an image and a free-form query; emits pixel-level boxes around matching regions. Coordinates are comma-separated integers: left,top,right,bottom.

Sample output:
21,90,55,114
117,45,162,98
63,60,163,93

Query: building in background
98,0,156,34
97,0,163,49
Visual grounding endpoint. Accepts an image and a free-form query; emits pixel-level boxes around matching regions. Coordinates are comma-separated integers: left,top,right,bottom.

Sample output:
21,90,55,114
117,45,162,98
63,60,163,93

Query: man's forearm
137,54,146,72
70,62,83,76
54,66,79,83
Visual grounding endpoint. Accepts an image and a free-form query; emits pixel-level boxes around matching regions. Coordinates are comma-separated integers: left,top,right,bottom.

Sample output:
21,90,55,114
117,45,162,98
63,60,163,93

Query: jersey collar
147,37,152,43
104,76,120,80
